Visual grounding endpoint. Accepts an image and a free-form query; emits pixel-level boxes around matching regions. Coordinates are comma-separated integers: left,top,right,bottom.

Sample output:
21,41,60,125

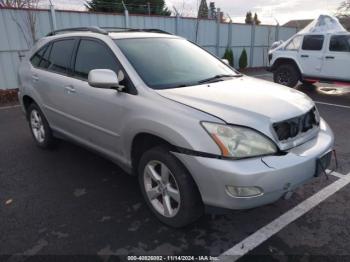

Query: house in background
283,17,350,31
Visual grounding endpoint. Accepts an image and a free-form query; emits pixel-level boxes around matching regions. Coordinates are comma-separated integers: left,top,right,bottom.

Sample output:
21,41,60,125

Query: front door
61,38,134,162
298,34,325,78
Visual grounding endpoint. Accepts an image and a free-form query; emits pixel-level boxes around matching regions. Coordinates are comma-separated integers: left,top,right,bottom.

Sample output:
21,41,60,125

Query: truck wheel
138,146,203,228
273,64,300,87
27,103,56,149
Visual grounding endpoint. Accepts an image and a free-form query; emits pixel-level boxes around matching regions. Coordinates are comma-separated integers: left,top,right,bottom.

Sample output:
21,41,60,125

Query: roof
45,27,177,39
299,15,347,34
284,17,350,31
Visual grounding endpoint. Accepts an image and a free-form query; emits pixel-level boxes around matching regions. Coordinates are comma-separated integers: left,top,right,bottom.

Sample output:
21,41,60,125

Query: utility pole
147,2,151,16
122,1,129,28
121,0,127,11
48,0,57,31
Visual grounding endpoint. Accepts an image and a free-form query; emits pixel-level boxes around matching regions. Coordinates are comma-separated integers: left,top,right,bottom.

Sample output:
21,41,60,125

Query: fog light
226,186,263,198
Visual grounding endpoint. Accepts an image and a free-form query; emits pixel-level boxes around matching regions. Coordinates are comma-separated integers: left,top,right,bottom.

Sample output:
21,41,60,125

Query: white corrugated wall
0,8,297,90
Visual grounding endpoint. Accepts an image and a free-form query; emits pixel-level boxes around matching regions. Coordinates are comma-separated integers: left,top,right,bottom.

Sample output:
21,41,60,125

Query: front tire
138,146,203,228
273,64,300,87
27,103,56,149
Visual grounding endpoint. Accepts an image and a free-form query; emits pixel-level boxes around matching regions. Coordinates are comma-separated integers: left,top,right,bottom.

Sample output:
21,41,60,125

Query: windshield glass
115,38,237,89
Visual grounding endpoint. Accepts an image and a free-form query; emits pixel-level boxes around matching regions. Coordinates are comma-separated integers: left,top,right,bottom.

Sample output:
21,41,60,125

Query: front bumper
174,119,334,210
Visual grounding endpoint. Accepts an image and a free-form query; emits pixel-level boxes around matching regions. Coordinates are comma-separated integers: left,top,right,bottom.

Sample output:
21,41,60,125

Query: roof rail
46,26,172,37
101,27,172,35
46,26,108,36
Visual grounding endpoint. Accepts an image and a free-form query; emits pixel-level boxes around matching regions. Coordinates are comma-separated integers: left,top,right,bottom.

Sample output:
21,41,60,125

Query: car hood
156,76,315,141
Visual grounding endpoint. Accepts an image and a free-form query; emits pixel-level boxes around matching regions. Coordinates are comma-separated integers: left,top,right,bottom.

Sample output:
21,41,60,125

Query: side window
30,45,48,67
329,35,350,52
74,39,120,79
38,44,52,69
47,39,75,74
285,35,303,51
302,35,324,51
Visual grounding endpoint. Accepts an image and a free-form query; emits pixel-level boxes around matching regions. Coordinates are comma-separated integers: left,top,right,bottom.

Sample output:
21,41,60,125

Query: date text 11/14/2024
127,256,219,261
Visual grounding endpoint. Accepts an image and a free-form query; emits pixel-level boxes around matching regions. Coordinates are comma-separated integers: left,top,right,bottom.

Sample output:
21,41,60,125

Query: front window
115,38,237,89
302,35,324,51
74,39,120,79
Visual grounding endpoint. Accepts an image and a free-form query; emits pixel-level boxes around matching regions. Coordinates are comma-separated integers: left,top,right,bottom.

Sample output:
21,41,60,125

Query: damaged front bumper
174,119,334,210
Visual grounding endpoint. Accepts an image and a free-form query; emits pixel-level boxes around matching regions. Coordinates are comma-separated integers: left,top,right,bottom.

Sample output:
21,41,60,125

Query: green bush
222,47,234,67
239,48,248,69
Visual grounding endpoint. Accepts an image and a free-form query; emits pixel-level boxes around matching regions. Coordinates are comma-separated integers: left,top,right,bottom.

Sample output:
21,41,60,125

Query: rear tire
273,64,300,87
138,146,204,228
27,103,56,149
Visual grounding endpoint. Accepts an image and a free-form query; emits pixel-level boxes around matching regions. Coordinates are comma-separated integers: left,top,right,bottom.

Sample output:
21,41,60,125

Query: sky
48,0,344,25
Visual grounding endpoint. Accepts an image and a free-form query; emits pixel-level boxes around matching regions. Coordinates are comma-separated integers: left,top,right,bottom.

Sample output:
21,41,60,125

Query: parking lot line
315,101,350,109
328,170,347,179
0,104,21,110
218,172,350,262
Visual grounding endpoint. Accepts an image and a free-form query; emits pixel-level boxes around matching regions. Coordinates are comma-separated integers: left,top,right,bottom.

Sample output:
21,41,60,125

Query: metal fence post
49,4,57,31
275,24,280,41
124,9,129,28
175,14,180,35
228,20,233,48
250,23,256,67
215,8,221,56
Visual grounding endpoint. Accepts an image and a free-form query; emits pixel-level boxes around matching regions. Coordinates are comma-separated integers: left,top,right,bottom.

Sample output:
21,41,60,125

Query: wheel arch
271,57,302,76
22,95,37,118
130,132,177,175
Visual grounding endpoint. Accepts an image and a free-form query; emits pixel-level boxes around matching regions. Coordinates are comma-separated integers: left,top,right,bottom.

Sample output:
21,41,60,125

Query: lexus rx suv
18,27,334,227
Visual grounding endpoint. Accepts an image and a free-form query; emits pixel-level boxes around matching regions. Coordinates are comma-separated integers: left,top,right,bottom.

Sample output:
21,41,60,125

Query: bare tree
2,0,42,47
337,0,350,18
0,0,36,8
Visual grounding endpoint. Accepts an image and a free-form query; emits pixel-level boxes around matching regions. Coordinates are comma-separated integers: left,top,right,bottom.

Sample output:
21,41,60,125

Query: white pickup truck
268,15,350,87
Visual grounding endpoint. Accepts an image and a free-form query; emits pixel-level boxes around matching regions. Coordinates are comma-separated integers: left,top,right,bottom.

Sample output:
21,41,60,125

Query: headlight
201,122,277,158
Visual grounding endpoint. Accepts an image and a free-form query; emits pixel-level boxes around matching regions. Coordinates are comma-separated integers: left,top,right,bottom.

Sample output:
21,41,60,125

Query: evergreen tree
197,0,208,19
253,13,261,25
239,48,248,69
86,0,171,16
245,11,253,24
222,47,234,67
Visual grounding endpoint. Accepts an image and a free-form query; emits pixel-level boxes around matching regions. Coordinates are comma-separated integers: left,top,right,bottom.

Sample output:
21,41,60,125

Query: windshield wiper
198,74,242,84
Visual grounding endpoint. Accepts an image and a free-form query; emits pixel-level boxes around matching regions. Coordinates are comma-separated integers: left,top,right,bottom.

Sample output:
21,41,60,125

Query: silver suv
18,27,334,227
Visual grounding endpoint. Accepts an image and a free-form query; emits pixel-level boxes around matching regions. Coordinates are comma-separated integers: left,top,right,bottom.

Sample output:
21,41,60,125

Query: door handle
325,56,335,59
32,74,39,82
64,86,76,94
301,55,309,58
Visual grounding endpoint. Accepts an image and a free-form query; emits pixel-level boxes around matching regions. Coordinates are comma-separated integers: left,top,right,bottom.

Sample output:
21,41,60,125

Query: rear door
30,38,77,131
298,34,325,77
321,34,350,81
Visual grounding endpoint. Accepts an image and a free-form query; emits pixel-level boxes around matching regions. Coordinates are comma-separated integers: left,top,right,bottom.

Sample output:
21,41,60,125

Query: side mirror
88,69,124,91
222,59,229,65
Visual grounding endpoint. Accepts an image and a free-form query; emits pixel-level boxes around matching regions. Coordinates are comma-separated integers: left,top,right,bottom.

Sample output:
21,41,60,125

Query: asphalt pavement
0,72,349,261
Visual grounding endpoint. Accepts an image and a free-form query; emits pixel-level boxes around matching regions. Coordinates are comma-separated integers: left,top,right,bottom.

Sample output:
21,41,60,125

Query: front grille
273,107,320,141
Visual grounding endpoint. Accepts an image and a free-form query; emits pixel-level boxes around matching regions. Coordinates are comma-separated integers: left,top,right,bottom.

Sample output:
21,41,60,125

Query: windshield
115,38,237,89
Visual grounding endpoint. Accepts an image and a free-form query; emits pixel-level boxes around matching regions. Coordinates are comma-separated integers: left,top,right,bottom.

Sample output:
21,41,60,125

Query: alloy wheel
30,109,45,143
143,160,181,218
